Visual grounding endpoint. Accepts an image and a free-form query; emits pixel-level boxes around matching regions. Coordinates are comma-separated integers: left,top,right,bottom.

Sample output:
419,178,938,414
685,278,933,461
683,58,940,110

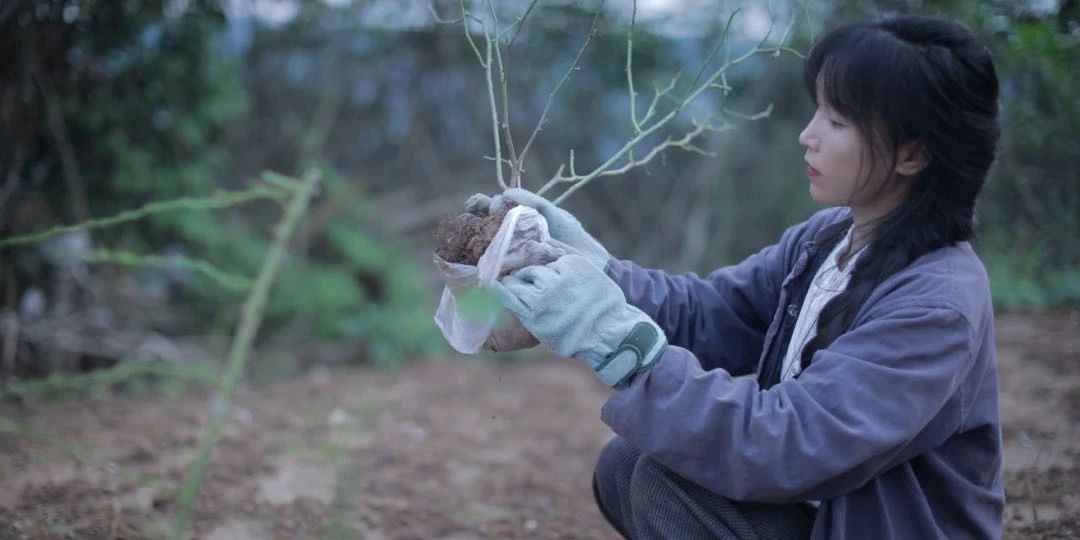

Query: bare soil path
1,312,1077,539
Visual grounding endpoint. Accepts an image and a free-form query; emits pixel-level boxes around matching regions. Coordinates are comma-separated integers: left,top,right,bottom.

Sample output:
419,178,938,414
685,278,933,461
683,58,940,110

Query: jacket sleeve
605,210,835,375
600,301,976,503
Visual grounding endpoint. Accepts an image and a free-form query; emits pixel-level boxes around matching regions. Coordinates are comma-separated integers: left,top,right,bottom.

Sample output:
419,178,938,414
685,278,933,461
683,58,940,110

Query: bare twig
643,72,682,125
437,0,508,189
436,0,603,191
171,170,321,540
487,0,520,186
483,25,506,190
627,0,640,137
445,0,486,67
683,9,741,111
428,3,463,24
494,0,548,188
517,5,604,181
537,7,801,204
544,117,737,204
438,1,801,202
723,103,775,121
505,0,540,49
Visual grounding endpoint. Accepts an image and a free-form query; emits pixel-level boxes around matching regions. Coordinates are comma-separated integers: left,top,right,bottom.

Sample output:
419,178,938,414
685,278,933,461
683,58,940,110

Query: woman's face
798,84,916,226
798,98,875,208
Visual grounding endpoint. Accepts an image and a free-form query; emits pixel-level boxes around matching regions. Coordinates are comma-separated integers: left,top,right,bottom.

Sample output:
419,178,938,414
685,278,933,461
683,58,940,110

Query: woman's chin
808,183,829,204
808,186,845,208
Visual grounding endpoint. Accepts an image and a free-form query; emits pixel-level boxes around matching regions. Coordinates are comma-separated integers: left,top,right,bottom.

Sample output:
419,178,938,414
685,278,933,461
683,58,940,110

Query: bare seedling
431,0,806,258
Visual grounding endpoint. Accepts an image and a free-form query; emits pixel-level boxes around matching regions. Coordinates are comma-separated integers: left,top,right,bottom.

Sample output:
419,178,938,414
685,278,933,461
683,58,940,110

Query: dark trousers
592,436,815,540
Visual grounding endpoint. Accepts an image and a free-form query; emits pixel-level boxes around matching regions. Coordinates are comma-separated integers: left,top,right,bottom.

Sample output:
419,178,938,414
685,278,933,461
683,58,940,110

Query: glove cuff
594,322,666,388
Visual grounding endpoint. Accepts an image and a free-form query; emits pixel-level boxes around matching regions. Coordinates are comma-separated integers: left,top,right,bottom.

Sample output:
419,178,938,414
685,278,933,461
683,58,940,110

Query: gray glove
464,193,502,216
490,254,666,388
465,189,612,270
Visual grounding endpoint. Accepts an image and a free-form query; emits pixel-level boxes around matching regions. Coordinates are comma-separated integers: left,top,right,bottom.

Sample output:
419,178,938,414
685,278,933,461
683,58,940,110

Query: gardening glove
465,189,612,270
490,253,666,388
464,193,502,215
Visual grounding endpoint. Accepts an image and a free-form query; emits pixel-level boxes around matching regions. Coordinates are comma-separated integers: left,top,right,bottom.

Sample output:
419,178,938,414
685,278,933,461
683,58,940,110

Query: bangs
804,25,875,122
802,22,921,149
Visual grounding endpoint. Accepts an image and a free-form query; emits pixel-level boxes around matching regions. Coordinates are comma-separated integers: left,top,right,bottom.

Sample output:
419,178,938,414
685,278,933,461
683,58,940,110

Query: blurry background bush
0,0,1076,379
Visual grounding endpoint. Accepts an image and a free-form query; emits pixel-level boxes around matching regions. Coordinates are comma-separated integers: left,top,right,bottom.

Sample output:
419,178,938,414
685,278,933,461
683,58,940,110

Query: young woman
469,14,1003,539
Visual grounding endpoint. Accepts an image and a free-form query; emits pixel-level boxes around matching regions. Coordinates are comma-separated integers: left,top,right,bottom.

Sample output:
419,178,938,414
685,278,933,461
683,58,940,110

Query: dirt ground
0,311,1078,539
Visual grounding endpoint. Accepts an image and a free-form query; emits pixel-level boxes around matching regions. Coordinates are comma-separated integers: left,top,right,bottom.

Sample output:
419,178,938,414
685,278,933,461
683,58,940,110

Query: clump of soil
434,205,513,265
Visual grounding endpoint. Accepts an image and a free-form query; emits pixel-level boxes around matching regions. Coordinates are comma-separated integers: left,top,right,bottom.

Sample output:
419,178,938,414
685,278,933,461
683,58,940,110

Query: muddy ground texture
1,312,1078,539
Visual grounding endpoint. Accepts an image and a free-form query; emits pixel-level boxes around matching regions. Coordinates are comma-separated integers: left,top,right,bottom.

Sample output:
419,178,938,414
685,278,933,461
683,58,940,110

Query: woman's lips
805,162,821,177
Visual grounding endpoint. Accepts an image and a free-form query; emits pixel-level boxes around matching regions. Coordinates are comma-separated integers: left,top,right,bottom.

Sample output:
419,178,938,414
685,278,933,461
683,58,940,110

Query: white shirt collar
829,226,868,275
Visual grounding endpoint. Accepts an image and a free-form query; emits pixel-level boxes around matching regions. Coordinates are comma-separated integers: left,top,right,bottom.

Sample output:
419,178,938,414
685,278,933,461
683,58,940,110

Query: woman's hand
489,254,666,387
465,189,612,269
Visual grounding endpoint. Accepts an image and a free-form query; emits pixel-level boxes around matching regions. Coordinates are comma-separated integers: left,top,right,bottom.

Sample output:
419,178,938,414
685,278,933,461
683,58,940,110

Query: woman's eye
829,119,846,128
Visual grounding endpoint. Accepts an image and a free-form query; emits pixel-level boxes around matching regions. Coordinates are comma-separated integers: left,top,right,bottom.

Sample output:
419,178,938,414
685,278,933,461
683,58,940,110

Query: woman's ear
895,141,930,177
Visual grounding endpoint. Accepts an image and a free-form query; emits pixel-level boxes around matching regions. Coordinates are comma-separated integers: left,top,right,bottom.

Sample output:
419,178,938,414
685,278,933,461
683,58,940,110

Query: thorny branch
171,170,322,540
0,183,290,249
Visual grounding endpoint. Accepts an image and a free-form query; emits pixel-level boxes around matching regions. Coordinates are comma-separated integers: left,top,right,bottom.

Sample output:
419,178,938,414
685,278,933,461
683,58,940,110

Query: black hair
799,15,1001,369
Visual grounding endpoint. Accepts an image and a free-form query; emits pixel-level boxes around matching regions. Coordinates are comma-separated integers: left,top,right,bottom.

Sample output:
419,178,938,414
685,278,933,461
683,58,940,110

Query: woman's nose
798,120,816,151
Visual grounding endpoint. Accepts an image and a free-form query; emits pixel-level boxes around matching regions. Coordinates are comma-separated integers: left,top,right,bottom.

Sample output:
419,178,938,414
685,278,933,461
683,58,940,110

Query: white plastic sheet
433,206,565,353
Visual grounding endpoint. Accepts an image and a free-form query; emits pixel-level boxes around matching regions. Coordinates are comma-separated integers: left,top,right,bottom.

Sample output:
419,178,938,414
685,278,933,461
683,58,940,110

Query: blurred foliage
834,0,1080,308
0,0,445,379
0,360,217,402
979,2,1080,309
0,0,1077,382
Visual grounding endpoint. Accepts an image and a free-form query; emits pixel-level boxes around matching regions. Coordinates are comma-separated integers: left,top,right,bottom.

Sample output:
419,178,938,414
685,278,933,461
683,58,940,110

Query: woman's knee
627,455,679,505
627,455,714,519
593,436,642,534
627,457,815,539
594,436,641,493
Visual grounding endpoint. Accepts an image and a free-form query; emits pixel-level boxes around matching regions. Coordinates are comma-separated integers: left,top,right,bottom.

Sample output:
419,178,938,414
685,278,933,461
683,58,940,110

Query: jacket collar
811,209,854,248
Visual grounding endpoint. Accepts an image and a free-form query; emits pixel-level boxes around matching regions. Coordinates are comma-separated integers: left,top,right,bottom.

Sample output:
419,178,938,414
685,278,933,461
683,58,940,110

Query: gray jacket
602,207,1003,539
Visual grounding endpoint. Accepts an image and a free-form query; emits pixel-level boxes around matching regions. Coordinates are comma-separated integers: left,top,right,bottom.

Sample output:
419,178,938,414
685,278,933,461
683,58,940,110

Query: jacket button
787,304,799,317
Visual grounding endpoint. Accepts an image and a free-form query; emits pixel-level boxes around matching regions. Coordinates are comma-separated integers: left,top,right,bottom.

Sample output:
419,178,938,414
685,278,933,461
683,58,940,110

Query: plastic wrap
433,206,565,353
